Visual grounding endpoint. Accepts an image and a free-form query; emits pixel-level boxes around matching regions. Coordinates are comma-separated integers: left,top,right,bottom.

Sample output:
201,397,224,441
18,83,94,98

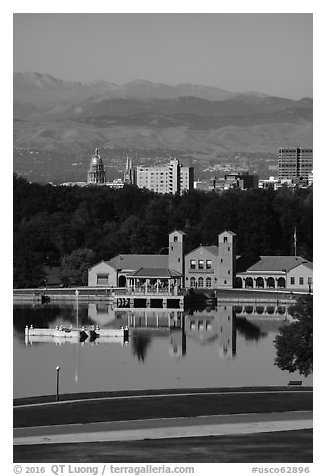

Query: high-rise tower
87,148,106,184
135,158,193,195
278,147,313,181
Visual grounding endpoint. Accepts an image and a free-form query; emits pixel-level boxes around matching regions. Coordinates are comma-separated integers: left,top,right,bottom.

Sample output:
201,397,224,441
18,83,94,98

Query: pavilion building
88,229,313,293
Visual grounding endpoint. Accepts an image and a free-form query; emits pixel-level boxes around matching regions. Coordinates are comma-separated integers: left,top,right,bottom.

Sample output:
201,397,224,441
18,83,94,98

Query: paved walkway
14,410,312,446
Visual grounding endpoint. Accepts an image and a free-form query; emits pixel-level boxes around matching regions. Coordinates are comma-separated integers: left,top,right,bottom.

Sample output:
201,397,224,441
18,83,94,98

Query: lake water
13,302,312,398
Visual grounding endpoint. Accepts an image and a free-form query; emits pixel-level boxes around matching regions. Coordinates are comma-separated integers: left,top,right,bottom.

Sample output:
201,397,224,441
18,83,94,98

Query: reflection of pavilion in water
233,303,290,319
170,304,236,360
85,302,290,361
119,310,183,330
110,306,236,361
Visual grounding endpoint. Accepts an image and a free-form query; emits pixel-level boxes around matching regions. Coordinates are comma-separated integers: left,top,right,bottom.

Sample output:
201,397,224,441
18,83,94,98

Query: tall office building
136,158,194,195
87,148,106,184
278,147,313,181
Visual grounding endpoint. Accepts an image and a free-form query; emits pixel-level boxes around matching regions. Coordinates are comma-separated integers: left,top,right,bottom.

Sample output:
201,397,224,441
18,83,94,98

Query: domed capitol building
87,148,106,184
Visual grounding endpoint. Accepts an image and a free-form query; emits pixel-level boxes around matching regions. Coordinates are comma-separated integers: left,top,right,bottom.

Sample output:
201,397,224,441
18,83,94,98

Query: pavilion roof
244,256,312,273
130,268,182,278
109,254,168,270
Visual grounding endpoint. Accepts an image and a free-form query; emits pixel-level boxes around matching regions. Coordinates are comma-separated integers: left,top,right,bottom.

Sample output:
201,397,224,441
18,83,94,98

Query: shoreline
14,385,312,407
13,286,310,303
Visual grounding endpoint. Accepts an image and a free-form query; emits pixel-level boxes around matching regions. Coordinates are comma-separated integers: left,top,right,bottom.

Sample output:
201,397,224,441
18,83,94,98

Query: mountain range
13,72,313,155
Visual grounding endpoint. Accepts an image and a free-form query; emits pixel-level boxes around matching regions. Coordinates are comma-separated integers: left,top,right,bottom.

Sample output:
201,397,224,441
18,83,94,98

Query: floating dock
24,325,129,345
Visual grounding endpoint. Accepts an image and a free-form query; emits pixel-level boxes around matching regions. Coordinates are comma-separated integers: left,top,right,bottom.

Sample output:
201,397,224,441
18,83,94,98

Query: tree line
13,174,313,288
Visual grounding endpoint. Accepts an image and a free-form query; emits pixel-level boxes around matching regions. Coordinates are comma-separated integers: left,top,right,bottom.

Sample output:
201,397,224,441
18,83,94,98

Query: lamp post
75,289,79,329
56,366,60,401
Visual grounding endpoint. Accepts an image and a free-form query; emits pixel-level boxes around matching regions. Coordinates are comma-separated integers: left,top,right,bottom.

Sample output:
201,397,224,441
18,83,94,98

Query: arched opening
245,277,253,288
206,277,212,288
234,305,243,314
190,277,196,288
118,275,127,287
266,277,275,288
277,277,286,288
256,306,264,314
244,306,253,314
235,277,243,288
256,277,264,288
198,277,204,288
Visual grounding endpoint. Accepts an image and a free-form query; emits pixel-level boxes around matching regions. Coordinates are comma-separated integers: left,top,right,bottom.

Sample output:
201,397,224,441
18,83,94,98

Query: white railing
114,287,181,296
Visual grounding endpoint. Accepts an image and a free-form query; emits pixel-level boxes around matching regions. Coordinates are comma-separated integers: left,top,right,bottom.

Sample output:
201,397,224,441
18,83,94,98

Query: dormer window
223,236,228,243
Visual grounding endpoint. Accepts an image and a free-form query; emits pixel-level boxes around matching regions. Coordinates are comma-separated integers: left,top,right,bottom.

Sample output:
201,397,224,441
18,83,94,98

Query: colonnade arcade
125,276,182,294
235,275,286,289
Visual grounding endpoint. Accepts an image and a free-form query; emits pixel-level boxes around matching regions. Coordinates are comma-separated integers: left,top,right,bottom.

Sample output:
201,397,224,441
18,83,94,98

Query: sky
13,13,313,99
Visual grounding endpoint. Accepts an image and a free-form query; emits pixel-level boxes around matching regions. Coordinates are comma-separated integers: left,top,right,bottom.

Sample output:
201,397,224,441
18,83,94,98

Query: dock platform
24,325,129,345
113,290,184,310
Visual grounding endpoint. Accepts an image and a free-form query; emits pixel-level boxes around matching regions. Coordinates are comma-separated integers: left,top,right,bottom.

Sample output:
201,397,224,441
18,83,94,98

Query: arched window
190,277,196,288
266,277,275,288
235,277,243,288
245,277,253,288
198,277,204,288
245,306,253,314
206,277,212,288
256,277,264,288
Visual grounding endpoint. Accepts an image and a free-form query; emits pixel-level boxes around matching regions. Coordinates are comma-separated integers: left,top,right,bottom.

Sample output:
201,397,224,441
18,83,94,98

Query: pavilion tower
217,230,237,288
168,230,186,285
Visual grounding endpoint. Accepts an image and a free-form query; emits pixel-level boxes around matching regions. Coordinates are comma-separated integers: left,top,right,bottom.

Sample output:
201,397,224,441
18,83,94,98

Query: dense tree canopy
60,248,96,286
13,174,313,288
274,296,313,377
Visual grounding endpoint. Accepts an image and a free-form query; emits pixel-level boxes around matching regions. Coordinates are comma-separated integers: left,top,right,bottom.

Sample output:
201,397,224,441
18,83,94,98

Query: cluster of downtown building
81,148,194,195
61,146,313,194
197,147,313,192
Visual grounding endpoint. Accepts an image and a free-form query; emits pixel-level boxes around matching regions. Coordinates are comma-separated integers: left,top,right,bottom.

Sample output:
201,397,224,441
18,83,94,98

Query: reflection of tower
123,156,135,184
217,304,236,359
87,148,106,184
169,314,186,358
185,305,236,359
168,231,186,285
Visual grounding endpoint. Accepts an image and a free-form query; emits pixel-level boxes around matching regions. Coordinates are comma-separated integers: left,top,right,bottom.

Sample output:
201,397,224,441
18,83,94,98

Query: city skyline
13,13,312,100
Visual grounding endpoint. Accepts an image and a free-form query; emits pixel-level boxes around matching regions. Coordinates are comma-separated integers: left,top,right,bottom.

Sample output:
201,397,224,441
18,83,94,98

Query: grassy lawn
13,429,313,463
14,390,312,428
14,386,311,406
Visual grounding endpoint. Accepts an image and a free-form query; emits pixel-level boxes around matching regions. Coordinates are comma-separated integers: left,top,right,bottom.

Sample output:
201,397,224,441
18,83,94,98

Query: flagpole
294,227,297,257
